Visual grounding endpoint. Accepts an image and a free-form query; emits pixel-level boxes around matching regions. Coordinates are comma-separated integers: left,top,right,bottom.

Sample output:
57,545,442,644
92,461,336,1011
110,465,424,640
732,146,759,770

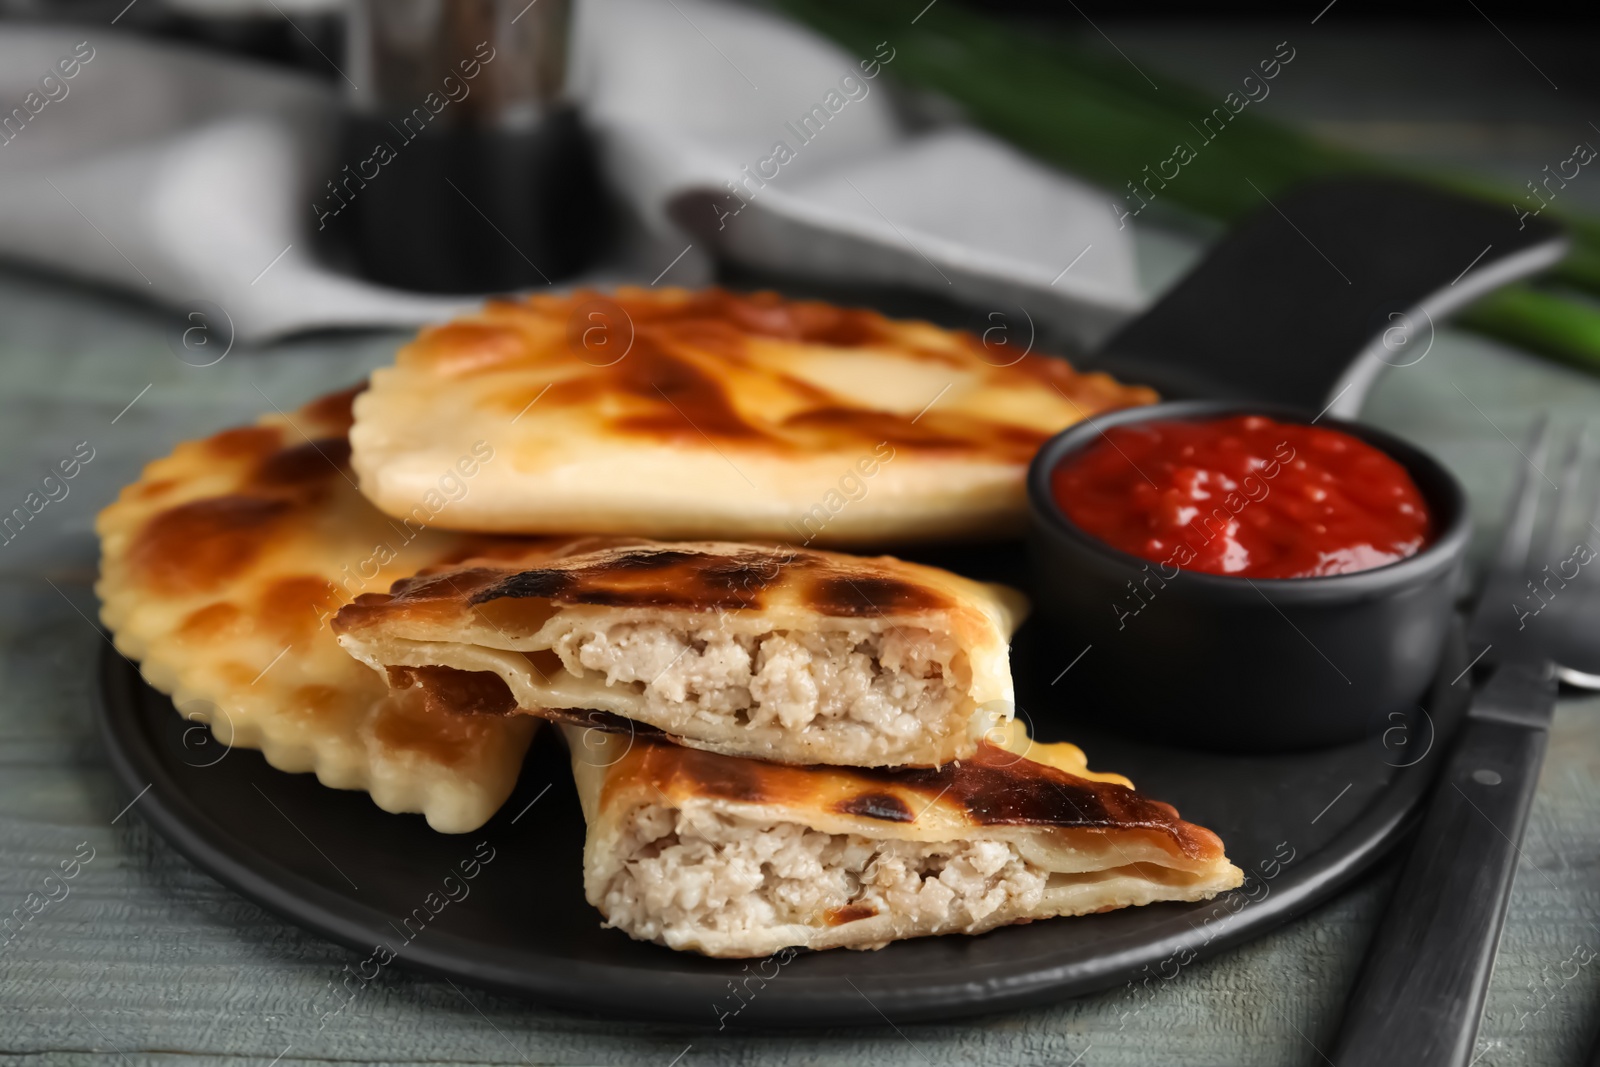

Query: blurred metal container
346,0,566,130
326,0,601,292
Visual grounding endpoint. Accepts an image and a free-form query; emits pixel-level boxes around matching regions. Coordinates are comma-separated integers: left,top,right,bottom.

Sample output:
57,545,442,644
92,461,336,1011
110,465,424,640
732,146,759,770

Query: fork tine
1533,423,1584,576
1491,414,1551,577
1544,424,1600,685
1470,415,1552,634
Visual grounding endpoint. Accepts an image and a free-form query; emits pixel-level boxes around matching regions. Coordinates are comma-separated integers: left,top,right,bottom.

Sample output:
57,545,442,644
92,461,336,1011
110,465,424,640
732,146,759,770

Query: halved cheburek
96,385,547,832
349,287,1156,545
565,723,1243,957
332,539,1025,768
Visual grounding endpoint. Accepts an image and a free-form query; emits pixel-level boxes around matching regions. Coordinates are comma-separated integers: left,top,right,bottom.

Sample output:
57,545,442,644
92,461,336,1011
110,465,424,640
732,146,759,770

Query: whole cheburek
348,287,1156,545
95,385,550,832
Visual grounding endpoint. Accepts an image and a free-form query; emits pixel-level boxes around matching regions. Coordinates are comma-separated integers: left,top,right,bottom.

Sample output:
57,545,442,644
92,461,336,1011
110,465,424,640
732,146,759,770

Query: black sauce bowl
1026,400,1471,752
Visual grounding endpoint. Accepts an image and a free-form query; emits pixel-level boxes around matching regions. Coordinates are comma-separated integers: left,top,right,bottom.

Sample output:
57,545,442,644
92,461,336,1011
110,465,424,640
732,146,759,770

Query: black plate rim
95,637,1459,1027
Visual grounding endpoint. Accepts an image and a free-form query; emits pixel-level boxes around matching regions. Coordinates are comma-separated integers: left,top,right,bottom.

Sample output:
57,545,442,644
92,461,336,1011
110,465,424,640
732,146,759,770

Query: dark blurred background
5,1,1597,83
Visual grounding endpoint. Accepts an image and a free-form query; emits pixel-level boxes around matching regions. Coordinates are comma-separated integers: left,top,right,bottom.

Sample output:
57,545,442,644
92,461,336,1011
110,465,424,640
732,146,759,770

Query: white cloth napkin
0,0,1142,344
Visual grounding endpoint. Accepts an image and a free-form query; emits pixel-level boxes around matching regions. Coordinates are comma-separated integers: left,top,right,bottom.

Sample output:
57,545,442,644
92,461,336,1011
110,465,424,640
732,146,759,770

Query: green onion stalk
775,0,1600,374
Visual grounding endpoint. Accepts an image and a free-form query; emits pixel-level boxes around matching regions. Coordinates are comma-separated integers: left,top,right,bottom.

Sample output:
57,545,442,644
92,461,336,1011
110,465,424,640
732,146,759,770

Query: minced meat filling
602,804,1048,947
550,623,955,740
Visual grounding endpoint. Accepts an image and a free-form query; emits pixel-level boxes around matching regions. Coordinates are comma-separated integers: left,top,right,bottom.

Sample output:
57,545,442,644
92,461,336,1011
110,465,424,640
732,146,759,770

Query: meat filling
550,623,958,744
601,803,1048,950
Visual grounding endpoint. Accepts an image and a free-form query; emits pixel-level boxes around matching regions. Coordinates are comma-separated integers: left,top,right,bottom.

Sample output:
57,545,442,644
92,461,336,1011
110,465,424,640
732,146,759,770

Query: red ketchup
1051,415,1433,579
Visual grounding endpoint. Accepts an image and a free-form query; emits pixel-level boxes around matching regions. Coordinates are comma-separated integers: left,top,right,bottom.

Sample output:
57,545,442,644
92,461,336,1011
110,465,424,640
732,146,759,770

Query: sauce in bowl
1050,414,1433,579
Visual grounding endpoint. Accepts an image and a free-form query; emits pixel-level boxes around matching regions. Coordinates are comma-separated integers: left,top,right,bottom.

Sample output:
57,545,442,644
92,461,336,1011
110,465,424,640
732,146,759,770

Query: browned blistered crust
331,537,1023,769
334,540,962,634
120,385,533,603
606,735,1227,864
396,287,1156,460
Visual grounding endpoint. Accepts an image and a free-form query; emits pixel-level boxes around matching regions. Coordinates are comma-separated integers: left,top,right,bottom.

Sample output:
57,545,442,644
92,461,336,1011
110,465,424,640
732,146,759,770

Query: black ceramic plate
96,595,1467,1027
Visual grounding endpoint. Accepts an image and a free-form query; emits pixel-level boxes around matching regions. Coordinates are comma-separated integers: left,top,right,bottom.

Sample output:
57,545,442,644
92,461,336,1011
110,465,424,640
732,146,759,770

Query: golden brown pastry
333,538,1025,768
348,287,1155,544
565,722,1243,957
96,385,546,832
